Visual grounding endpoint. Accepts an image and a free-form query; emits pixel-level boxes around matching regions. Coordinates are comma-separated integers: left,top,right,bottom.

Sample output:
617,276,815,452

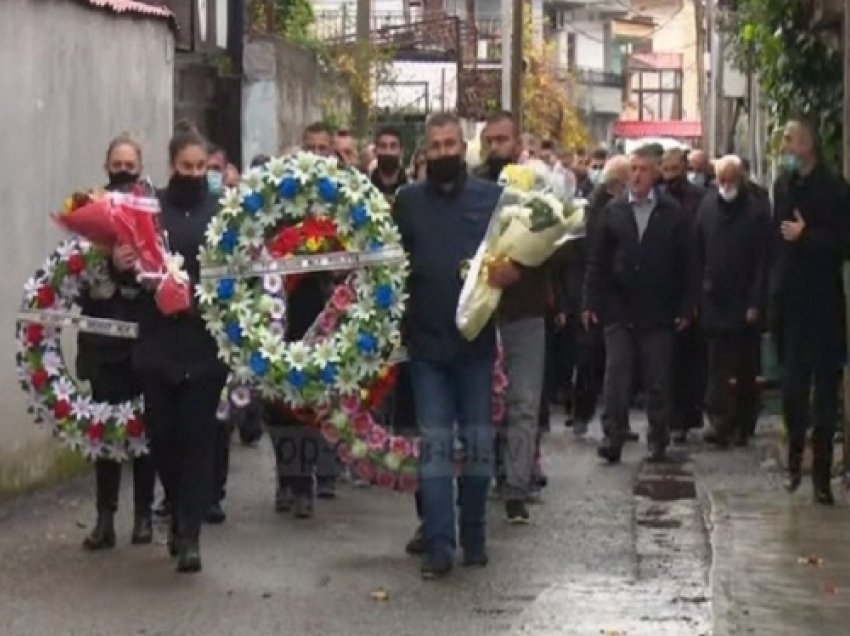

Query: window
566,32,577,69
631,69,683,120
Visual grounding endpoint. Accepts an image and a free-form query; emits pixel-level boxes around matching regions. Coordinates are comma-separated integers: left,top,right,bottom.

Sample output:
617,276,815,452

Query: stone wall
0,0,174,498
242,37,347,167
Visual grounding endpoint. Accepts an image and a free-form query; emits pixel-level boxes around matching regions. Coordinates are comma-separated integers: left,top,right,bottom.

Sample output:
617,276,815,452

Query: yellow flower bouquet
456,165,585,340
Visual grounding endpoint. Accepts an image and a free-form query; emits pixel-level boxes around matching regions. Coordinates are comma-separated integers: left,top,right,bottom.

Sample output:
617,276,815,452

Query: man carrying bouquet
395,113,513,580
475,111,549,525
582,146,694,464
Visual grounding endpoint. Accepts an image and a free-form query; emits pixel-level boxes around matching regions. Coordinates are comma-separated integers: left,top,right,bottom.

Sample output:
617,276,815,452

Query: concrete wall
242,37,347,166
0,0,174,497
647,1,701,121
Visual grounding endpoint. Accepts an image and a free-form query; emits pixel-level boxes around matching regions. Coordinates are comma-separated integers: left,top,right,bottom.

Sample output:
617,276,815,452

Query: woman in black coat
132,128,227,573
79,134,156,550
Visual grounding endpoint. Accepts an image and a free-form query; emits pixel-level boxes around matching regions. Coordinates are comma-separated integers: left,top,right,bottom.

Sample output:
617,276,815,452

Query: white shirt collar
629,188,656,206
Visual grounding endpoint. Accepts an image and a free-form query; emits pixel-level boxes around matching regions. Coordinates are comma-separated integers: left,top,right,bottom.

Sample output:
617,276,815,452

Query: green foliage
276,0,316,44
723,0,843,165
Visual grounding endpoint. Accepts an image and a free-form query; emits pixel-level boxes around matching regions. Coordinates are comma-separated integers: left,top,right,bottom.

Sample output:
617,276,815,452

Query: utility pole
694,0,707,149
501,0,512,111
511,0,523,129
353,0,371,139
842,0,850,474
706,0,718,158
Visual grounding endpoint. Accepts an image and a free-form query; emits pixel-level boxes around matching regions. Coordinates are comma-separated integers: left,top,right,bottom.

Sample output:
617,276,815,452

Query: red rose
36,286,56,309
354,460,375,484
67,253,85,275
398,473,418,493
320,421,340,445
337,442,353,466
352,412,373,437
390,436,412,458
87,422,105,443
376,470,397,490
269,226,302,257
30,369,48,390
53,399,71,419
303,217,338,240
126,417,144,438
330,285,356,311
25,324,44,346
367,424,388,451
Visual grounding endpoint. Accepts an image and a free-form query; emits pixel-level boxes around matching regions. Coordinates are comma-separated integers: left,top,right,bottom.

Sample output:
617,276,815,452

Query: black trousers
782,330,841,485
705,332,760,441
141,372,226,542
573,323,606,423
212,421,232,504
672,321,707,432
90,360,155,516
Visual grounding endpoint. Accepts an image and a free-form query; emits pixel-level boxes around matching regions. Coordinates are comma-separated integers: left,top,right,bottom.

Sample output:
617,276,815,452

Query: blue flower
350,203,369,228
317,177,338,202
367,238,384,252
217,278,236,301
320,363,338,385
250,352,269,376
373,284,394,310
219,228,238,254
356,331,378,355
225,322,243,345
242,191,265,216
288,368,308,389
278,177,300,199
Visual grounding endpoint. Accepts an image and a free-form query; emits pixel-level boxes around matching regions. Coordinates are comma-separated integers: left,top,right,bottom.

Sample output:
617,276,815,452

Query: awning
612,120,703,139
611,18,655,40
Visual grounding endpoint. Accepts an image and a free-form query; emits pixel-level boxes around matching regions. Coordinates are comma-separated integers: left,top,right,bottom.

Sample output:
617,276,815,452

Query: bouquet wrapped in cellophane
456,164,585,341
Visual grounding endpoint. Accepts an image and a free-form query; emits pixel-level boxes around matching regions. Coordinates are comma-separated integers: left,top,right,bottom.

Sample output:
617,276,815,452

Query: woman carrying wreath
78,134,156,551
131,125,227,573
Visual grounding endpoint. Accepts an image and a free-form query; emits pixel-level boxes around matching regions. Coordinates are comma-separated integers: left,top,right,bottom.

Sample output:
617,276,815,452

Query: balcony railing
574,68,625,88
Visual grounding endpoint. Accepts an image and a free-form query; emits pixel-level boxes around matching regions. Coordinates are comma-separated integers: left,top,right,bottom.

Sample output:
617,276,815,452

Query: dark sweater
394,175,502,362
132,189,226,384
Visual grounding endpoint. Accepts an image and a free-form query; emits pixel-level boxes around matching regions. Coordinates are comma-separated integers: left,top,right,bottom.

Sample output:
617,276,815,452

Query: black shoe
154,499,171,518
131,511,153,545
785,472,802,493
176,542,202,574
83,513,116,551
703,428,730,449
205,503,226,525
734,431,750,448
505,499,530,525
316,478,337,500
672,431,688,445
534,473,548,489
293,495,314,519
405,525,425,555
597,441,622,464
624,431,639,443
564,417,575,428
814,486,835,506
647,444,667,464
275,485,294,513
462,551,489,567
420,556,453,580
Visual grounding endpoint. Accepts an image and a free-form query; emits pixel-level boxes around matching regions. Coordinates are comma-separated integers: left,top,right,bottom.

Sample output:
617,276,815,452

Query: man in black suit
582,146,694,463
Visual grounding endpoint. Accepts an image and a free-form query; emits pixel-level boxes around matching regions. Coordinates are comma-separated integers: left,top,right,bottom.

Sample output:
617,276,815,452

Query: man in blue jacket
394,113,515,579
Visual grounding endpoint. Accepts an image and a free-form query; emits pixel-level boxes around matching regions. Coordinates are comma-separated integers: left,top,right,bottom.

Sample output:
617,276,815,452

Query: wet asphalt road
0,412,780,636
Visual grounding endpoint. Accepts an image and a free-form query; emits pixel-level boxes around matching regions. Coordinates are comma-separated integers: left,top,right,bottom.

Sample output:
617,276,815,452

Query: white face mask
718,186,738,203
588,168,602,184
688,171,706,186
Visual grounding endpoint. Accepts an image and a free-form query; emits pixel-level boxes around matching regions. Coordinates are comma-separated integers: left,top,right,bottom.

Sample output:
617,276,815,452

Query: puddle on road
633,478,697,501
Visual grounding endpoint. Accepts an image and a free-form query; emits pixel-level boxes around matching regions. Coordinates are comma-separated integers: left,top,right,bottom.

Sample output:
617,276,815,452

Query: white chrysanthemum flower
266,157,287,184
379,224,402,247
232,362,254,385
41,351,63,377
237,310,261,334
312,339,339,367
114,402,136,425
71,396,93,421
22,277,44,303
284,341,311,371
205,215,228,246
196,278,218,305
258,380,281,401
55,241,78,261
52,376,76,402
259,331,286,362
356,355,383,377
335,364,361,394
351,297,376,322
242,168,266,192
281,383,306,408
239,219,266,250
225,250,252,274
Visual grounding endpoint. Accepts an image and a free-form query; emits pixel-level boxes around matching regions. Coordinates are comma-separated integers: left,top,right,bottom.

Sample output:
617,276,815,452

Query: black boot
812,436,835,506
83,512,116,551
131,510,153,545
167,519,181,558
176,540,202,573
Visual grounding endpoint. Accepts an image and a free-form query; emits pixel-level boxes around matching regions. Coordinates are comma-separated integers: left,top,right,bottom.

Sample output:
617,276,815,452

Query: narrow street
0,409,791,636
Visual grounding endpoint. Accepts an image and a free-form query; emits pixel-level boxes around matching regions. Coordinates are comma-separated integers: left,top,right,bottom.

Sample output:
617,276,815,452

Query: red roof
612,120,703,139
79,0,173,20
630,52,683,70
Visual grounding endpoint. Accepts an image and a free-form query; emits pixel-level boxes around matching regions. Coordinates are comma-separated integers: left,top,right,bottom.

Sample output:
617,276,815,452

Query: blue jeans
410,354,494,561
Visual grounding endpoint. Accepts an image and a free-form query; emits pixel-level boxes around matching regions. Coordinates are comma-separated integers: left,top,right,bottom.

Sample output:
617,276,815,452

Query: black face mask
168,174,207,208
665,176,686,194
427,155,465,186
376,154,400,174
108,171,138,190
485,156,512,181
